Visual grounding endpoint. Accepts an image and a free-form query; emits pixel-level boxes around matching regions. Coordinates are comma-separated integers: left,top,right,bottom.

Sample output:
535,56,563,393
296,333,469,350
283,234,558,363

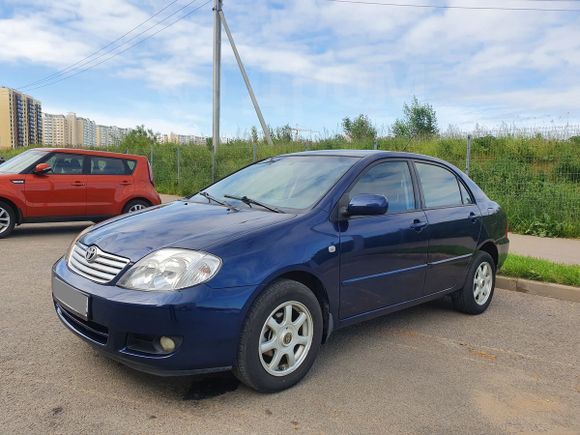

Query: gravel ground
1,222,579,434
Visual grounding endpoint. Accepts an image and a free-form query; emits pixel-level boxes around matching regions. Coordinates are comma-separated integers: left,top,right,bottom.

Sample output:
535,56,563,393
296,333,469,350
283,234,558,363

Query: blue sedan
52,150,509,392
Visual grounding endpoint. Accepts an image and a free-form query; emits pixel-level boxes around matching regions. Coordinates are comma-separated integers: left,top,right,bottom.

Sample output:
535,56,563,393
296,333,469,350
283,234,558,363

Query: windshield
190,155,359,211
0,150,47,174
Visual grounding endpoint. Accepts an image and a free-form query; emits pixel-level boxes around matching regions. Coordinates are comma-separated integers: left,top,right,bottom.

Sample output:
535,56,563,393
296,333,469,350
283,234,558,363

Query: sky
0,0,579,138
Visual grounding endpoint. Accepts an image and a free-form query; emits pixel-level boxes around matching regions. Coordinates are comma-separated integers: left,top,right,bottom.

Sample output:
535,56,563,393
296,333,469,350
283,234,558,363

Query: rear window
415,162,463,208
90,157,134,175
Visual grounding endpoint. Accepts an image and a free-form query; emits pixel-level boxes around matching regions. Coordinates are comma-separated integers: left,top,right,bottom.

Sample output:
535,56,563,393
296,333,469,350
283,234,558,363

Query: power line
324,0,580,12
18,0,182,90
19,0,204,91
25,0,212,91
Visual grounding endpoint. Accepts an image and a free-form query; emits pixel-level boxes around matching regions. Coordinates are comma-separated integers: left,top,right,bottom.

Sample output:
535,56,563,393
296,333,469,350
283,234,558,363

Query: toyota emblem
85,246,98,263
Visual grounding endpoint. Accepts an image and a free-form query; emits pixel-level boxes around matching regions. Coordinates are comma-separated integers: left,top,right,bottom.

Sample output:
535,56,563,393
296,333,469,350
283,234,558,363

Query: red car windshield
0,150,47,174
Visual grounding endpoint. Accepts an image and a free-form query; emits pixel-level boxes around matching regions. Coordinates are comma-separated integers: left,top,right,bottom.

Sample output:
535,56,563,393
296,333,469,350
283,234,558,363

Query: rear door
339,160,429,319
413,161,481,295
24,152,87,218
86,156,135,217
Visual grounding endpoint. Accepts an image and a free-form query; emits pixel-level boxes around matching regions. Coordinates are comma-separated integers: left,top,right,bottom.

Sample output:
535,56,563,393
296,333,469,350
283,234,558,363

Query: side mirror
346,194,388,216
33,163,52,175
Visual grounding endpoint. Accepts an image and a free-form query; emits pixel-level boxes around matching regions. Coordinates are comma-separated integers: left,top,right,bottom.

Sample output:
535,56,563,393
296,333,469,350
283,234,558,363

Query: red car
0,148,161,238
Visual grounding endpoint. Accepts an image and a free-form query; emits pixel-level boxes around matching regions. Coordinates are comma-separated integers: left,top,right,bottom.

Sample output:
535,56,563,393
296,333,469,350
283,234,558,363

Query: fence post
466,134,472,176
373,139,378,150
176,145,181,185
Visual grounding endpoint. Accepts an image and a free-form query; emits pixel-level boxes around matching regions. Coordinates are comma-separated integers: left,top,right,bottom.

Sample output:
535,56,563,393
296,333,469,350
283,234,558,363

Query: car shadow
88,297,458,401
11,222,93,238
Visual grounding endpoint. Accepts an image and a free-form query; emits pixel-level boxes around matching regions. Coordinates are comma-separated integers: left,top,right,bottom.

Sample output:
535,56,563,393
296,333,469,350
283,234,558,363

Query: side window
459,183,474,205
126,160,137,172
90,157,130,175
45,153,84,175
350,161,415,213
415,162,463,208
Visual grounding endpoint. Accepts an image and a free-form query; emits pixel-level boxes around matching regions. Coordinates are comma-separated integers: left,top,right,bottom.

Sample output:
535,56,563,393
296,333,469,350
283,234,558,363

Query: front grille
68,243,130,284
56,303,109,345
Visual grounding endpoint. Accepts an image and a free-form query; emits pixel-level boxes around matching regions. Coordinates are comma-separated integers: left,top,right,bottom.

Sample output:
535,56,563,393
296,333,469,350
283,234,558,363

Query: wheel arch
247,268,333,344
478,240,498,268
122,197,153,213
0,196,23,224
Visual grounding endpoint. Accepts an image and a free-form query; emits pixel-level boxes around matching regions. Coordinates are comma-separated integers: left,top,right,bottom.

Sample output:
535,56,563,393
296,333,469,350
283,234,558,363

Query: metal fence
143,133,579,238
2,126,578,238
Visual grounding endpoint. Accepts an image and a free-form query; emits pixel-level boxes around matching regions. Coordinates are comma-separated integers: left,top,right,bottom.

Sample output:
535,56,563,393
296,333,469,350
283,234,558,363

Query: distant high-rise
0,87,42,149
42,113,67,147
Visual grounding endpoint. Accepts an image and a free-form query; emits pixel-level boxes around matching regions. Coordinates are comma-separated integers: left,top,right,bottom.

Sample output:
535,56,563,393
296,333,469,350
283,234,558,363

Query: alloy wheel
128,204,147,213
259,301,314,377
0,206,11,234
473,261,493,306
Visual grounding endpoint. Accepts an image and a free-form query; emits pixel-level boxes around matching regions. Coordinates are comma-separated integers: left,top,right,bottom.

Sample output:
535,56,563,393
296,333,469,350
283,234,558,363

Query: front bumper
52,257,256,376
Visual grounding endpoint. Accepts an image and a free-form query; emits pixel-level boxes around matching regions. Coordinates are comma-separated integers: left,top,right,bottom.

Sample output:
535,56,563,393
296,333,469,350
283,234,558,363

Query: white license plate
52,276,89,320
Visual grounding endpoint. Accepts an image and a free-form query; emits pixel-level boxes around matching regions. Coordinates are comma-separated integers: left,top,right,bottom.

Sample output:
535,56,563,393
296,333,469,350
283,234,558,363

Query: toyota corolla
52,150,509,392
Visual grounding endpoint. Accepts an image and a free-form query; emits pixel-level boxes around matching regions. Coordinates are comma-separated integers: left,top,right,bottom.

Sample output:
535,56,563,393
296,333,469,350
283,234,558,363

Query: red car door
86,156,134,217
24,153,87,218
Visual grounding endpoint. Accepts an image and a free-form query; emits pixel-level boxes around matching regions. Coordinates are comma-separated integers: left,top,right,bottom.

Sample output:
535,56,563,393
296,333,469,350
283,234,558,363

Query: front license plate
52,276,89,320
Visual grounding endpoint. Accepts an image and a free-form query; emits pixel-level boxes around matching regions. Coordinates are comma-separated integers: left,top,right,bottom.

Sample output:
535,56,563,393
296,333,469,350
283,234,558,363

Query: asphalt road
1,222,579,434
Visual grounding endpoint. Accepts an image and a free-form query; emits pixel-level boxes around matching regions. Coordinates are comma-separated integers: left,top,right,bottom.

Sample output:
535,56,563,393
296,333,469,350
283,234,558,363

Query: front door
414,161,482,294
24,153,87,218
339,160,429,319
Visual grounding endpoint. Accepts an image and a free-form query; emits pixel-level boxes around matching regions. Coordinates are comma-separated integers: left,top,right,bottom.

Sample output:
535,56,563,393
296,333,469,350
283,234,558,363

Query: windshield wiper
199,191,238,210
224,194,284,213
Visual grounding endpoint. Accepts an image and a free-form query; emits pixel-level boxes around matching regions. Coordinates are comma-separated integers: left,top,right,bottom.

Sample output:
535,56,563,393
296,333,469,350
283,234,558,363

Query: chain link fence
1,126,578,238
142,132,579,238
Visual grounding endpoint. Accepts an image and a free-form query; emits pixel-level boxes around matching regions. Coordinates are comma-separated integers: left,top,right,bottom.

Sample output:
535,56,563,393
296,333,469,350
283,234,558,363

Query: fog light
159,336,176,353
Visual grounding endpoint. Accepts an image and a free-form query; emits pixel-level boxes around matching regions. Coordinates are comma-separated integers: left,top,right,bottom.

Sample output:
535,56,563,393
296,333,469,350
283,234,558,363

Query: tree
122,125,158,147
392,96,438,138
274,124,293,142
342,114,377,141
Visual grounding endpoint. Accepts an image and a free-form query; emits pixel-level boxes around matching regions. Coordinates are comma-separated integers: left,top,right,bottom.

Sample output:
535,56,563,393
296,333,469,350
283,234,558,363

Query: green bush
2,135,579,238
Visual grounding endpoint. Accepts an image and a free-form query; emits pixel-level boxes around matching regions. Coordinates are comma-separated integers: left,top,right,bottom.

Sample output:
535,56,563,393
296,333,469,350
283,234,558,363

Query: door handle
469,212,479,224
410,219,428,231
71,182,85,187
120,181,132,186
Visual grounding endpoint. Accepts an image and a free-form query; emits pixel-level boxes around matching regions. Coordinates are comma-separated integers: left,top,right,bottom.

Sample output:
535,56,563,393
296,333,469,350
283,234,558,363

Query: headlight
66,225,94,260
118,249,222,291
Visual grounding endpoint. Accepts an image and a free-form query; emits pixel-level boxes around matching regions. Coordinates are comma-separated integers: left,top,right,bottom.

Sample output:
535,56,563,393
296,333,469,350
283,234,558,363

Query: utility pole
212,0,222,181
211,1,274,179
220,11,273,145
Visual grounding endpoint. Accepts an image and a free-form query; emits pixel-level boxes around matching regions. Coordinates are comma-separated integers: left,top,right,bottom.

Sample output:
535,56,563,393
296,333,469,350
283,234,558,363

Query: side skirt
22,215,112,224
337,286,458,329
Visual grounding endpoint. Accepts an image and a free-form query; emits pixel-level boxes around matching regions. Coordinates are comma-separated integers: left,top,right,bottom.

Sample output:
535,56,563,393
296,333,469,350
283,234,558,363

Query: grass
500,254,580,287
2,134,579,237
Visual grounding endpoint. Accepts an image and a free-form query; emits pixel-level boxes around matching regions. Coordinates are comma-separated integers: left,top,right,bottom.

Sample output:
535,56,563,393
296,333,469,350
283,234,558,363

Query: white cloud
1,0,579,133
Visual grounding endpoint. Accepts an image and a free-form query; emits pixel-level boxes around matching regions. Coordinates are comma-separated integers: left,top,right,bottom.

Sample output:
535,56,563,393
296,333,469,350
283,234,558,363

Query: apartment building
77,116,96,147
0,87,42,149
96,125,130,147
42,113,67,147
160,132,205,145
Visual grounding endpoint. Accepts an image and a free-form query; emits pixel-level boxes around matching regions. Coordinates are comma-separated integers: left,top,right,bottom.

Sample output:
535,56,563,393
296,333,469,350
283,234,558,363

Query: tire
452,251,496,315
0,201,16,239
122,199,151,214
233,279,323,393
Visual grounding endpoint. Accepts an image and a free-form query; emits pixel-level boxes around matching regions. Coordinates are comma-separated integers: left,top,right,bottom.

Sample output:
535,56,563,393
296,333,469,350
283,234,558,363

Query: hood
82,200,296,261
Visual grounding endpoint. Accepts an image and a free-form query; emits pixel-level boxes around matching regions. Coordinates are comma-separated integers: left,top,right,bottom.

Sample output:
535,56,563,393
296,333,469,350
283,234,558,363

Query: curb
497,276,580,303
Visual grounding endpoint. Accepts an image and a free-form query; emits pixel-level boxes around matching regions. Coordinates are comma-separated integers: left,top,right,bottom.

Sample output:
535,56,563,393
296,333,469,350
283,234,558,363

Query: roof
281,149,438,161
32,148,145,159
